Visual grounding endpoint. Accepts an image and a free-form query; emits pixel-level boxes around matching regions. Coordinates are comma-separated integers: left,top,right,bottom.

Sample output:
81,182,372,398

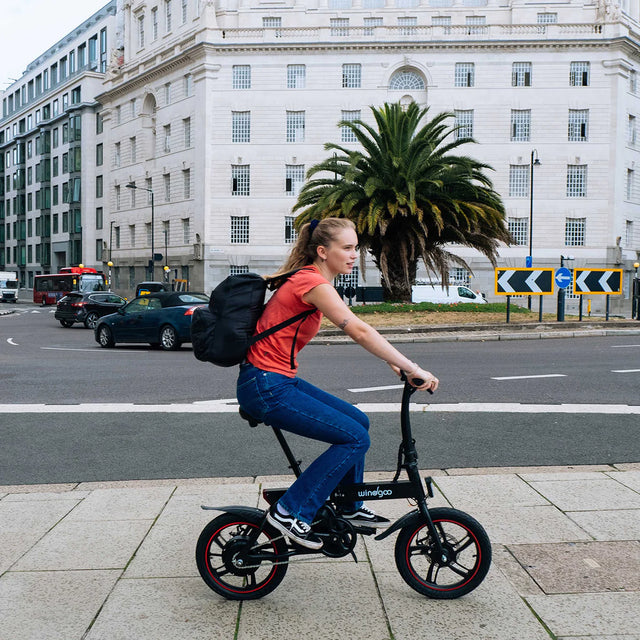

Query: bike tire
196,512,288,600
394,507,491,599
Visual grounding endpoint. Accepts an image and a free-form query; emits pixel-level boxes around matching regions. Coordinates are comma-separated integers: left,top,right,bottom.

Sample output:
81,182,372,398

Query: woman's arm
303,283,438,391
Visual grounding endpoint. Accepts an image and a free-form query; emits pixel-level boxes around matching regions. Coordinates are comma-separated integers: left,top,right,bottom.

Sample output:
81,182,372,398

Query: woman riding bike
237,217,438,550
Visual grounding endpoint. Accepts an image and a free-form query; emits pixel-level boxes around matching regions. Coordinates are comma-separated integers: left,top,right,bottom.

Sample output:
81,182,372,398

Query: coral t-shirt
247,266,327,377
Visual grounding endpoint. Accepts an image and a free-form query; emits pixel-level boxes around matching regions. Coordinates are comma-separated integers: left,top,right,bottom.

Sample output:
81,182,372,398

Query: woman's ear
316,245,328,261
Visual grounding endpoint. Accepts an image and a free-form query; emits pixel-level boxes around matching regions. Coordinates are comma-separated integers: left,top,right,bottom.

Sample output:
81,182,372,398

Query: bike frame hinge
424,476,434,498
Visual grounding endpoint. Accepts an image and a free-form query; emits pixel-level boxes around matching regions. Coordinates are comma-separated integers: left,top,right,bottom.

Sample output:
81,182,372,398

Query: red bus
33,267,108,305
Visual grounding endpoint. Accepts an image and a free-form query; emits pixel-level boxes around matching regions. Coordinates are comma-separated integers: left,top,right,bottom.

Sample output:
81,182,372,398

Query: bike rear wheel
394,507,491,599
196,512,288,600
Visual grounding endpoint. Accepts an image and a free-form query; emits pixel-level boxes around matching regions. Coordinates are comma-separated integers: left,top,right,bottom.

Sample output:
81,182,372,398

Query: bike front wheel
395,507,491,599
196,511,288,600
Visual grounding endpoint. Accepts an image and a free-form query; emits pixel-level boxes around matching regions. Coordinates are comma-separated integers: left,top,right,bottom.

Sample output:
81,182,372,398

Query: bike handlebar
400,373,434,394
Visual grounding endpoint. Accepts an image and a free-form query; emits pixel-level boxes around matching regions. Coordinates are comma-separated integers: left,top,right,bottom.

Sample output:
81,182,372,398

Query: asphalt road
1,303,639,484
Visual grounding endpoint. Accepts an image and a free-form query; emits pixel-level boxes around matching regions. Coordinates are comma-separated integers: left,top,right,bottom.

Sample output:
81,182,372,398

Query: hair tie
309,219,319,234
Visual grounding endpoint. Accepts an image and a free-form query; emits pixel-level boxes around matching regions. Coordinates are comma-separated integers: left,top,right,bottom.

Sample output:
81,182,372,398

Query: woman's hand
404,365,439,392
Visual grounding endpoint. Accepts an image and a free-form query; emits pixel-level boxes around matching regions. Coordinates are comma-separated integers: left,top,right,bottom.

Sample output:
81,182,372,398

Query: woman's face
319,227,359,275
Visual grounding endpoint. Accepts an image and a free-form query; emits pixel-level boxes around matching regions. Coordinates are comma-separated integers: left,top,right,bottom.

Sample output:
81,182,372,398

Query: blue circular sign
555,267,572,289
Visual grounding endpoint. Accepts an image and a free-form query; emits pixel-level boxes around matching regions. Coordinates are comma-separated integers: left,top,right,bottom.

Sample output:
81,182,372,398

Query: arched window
389,69,425,91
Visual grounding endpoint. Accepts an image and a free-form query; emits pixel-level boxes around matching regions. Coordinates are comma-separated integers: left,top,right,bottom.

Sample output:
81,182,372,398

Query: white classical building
0,2,117,287
4,0,640,313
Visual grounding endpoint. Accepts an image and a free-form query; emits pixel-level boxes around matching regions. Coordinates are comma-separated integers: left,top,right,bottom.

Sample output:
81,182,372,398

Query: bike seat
239,408,262,428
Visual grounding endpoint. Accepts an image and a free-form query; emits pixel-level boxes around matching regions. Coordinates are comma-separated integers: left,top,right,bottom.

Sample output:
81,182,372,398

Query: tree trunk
381,255,417,302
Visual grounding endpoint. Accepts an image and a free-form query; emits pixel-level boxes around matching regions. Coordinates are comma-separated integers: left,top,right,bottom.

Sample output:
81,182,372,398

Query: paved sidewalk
1,465,639,640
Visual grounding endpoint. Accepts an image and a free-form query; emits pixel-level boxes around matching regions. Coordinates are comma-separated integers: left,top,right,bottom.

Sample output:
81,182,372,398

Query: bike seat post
271,427,303,478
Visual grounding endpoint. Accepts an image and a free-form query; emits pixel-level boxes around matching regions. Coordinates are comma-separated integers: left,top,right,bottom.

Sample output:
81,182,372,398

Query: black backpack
191,269,315,367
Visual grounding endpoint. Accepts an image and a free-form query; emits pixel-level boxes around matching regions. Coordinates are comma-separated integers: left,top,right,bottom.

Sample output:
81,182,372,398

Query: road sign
555,267,572,289
525,256,532,268
573,269,623,295
495,268,554,295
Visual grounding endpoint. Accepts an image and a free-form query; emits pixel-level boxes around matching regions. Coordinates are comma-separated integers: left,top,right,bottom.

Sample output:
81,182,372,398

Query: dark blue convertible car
94,291,208,350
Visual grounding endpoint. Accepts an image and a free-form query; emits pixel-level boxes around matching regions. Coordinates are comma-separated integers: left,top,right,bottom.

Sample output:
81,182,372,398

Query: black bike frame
261,379,446,553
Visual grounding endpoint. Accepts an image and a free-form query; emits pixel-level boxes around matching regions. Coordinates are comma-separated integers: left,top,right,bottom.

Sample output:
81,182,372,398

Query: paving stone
13,519,153,571
0,570,120,640
467,505,591,544
449,465,612,476
434,474,549,511
3,490,90,501
509,541,640,594
527,478,640,511
64,486,175,521
237,562,390,640
525,592,640,637
607,470,640,492
567,509,640,541
85,577,239,640
0,499,80,573
377,567,550,640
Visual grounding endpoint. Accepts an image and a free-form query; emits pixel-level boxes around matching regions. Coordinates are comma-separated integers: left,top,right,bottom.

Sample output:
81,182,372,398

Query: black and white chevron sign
495,268,554,295
573,269,623,294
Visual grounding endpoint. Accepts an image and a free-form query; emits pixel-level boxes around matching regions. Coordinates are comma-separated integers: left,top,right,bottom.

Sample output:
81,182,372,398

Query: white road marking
1,402,638,414
491,374,567,381
41,347,146,353
611,344,640,348
348,384,404,393
611,369,640,373
7,338,18,346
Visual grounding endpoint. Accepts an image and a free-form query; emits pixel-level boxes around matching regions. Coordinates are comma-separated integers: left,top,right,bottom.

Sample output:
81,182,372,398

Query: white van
412,283,486,305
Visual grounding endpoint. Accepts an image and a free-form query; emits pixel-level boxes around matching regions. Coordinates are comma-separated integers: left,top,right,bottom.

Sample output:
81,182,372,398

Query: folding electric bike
196,376,492,600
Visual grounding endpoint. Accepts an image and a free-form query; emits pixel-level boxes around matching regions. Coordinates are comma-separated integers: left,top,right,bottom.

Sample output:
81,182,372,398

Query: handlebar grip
404,375,435,394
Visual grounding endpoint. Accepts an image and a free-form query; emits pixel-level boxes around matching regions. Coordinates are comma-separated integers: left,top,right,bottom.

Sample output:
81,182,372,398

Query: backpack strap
248,308,315,345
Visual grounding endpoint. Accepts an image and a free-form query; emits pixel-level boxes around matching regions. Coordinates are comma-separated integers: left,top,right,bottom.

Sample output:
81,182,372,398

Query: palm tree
293,102,512,301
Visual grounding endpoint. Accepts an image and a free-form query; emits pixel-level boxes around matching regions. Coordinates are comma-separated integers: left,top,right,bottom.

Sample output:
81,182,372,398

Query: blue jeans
237,362,370,524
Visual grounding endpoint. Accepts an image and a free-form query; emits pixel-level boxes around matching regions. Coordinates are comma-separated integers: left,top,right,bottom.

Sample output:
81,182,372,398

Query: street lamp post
633,261,640,320
528,150,541,310
126,182,155,280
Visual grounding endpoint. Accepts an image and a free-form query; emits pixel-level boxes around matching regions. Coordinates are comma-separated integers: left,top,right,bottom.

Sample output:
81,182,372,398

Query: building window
182,218,190,243
183,169,191,199
364,16,383,35
232,111,250,143
96,143,103,166
183,117,191,147
232,165,250,196
508,217,528,245
232,65,251,89
341,110,360,142
432,15,451,33
631,70,638,94
510,109,531,141
449,267,470,286
114,142,121,167
137,14,145,48
335,266,359,291
398,17,417,35
184,73,193,96
566,164,587,197
537,12,557,23
512,62,532,87
130,136,137,163
465,15,486,35
96,175,103,198
625,220,634,246
389,70,424,90
287,64,305,88
163,124,171,153
165,0,172,32
285,216,298,244
629,115,637,146
568,109,589,142
627,168,634,200
454,109,473,139
164,173,171,201
565,218,586,245
115,185,121,210
129,224,136,247
181,0,188,23
286,111,305,142
263,16,282,35
331,18,349,36
229,265,249,275
152,7,158,40
162,220,170,246
164,82,171,104
454,62,474,87
231,216,250,243
508,165,529,197
285,164,305,196
96,207,103,230
570,61,590,86
342,63,361,88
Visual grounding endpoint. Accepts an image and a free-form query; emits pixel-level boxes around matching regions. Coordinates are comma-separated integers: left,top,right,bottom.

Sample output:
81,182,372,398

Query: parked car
135,281,170,296
94,291,209,351
411,283,487,305
55,292,127,329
